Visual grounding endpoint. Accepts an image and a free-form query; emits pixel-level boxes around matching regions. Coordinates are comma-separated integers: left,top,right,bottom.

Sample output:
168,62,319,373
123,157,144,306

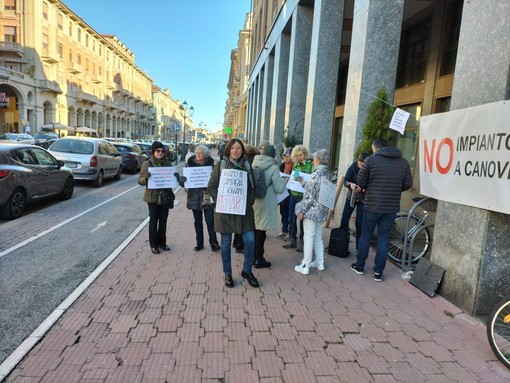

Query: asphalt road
0,173,150,364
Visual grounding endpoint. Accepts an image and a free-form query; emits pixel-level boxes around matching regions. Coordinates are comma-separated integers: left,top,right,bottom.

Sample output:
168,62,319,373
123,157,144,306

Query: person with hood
138,141,174,254
283,145,313,252
351,138,412,282
176,145,220,252
294,149,332,275
207,138,259,289
252,145,288,268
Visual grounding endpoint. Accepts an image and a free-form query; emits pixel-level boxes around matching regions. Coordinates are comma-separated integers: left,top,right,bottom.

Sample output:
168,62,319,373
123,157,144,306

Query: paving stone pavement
4,187,510,382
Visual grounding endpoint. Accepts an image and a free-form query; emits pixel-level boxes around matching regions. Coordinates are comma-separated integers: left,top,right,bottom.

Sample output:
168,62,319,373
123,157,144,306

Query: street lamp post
179,100,194,162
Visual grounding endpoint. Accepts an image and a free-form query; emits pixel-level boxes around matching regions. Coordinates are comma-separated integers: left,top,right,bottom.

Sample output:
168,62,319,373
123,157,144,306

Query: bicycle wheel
487,297,510,369
387,215,431,263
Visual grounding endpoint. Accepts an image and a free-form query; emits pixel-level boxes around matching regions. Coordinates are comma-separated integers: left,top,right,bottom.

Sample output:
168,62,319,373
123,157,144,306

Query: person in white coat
252,145,288,268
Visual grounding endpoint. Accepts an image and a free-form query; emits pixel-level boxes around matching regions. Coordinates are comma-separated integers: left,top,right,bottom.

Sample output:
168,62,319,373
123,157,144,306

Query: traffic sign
171,123,181,132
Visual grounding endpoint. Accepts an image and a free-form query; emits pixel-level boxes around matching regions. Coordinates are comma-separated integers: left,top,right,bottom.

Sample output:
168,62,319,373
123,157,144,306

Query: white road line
0,185,140,259
0,216,150,382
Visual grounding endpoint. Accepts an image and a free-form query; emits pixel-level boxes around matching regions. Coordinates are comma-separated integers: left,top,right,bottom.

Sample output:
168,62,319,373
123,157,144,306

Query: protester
184,144,196,163
276,147,293,240
252,145,288,268
207,138,259,288
351,138,412,281
294,149,332,275
177,145,220,252
283,145,313,252
232,144,259,254
339,152,370,251
138,141,173,254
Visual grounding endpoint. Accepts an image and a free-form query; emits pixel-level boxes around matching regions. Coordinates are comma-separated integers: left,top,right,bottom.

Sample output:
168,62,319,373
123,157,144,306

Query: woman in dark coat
207,139,259,289
178,145,220,252
138,141,173,254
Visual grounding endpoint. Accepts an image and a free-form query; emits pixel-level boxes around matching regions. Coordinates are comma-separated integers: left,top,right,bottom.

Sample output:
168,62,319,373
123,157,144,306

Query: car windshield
50,139,94,154
0,133,17,140
34,134,49,139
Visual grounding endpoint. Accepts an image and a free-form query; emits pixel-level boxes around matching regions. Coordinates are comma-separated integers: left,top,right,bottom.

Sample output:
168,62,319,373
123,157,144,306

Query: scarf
283,161,293,174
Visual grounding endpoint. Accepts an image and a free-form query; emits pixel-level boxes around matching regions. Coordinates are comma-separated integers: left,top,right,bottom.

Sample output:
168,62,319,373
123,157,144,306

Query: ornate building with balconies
0,0,157,139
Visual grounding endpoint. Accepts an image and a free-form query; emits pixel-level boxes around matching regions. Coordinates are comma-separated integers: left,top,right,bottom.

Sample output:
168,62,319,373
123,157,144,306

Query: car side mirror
57,160,66,168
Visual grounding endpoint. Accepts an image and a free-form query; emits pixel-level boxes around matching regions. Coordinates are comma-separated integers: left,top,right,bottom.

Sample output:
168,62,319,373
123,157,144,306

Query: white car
49,137,122,187
0,133,35,145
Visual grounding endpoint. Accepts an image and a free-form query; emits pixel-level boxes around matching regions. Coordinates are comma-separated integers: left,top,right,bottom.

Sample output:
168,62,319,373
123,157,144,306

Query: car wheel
92,170,104,187
60,177,74,200
114,166,122,180
2,188,26,220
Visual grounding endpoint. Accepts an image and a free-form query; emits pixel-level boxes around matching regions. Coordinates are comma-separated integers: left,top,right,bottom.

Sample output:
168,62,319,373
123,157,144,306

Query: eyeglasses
155,149,165,153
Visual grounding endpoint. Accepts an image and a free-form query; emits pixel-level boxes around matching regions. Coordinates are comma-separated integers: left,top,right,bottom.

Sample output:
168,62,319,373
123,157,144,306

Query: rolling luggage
326,227,350,258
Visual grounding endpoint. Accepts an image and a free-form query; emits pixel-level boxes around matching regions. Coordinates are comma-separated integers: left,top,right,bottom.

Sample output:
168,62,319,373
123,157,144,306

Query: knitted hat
262,145,276,158
151,141,164,154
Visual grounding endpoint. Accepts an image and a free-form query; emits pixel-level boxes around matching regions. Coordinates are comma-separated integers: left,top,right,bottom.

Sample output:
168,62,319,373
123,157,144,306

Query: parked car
0,133,35,145
132,141,152,158
48,137,122,187
0,142,74,219
112,142,147,173
162,143,177,162
33,133,59,149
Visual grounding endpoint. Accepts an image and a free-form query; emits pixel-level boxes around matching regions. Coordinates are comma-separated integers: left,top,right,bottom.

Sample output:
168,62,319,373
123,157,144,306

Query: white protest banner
147,166,177,189
286,172,311,193
319,177,336,209
276,190,290,205
183,166,212,188
389,108,411,135
419,100,510,214
215,169,247,215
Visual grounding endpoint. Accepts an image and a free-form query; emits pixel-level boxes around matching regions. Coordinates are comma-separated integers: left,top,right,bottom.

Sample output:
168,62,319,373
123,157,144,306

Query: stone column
270,33,291,152
284,5,313,144
259,55,274,145
430,1,510,316
339,0,404,172
303,0,345,154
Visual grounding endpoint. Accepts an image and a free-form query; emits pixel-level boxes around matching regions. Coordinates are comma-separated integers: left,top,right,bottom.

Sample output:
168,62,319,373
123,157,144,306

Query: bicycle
487,296,510,369
387,196,434,265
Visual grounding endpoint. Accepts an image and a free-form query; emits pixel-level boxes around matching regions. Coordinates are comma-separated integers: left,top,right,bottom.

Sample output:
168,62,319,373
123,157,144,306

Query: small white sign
147,166,177,189
215,169,247,215
319,177,336,209
183,166,212,188
389,108,411,135
286,172,311,193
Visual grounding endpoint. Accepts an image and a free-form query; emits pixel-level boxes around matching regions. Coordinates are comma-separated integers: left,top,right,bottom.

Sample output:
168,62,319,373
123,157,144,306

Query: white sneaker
310,261,325,271
294,263,309,275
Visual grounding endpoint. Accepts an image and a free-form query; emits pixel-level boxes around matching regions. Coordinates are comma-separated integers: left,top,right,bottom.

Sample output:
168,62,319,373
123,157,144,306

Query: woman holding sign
138,141,174,254
294,149,332,275
207,138,259,289
176,145,220,252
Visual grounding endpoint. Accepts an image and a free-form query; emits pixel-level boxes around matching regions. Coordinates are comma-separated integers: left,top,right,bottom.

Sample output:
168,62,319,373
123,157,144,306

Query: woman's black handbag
158,188,175,208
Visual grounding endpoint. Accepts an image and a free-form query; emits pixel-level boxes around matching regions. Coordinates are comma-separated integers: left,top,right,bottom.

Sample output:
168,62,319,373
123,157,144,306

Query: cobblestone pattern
6,187,510,382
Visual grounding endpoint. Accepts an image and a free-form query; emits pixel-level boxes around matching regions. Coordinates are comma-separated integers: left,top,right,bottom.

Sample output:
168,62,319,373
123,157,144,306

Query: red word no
423,138,454,174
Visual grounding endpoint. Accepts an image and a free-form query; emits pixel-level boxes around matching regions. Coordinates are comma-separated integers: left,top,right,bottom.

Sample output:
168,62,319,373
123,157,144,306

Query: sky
63,0,252,132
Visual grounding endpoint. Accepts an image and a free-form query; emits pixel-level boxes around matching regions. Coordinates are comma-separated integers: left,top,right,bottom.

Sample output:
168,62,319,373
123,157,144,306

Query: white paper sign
286,172,311,193
215,169,247,215
147,166,177,189
389,108,411,135
183,166,212,188
319,177,336,209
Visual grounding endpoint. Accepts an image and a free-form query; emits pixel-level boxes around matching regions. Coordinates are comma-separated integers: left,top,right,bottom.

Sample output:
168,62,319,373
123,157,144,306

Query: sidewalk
4,186,510,382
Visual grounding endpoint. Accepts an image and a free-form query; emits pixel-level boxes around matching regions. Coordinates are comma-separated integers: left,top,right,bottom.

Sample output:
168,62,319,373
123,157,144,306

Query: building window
435,97,451,113
393,103,421,171
4,0,16,11
69,22,72,36
77,28,81,42
77,54,81,65
42,2,48,20
85,58,89,72
58,43,63,59
99,46,102,56
58,13,63,30
4,26,16,43
440,0,463,76
85,34,89,47
69,50,73,62
42,33,49,50
396,18,432,88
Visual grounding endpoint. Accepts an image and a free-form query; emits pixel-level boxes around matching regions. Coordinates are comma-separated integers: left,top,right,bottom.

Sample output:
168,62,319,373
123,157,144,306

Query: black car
0,142,74,219
112,142,147,173
34,133,59,149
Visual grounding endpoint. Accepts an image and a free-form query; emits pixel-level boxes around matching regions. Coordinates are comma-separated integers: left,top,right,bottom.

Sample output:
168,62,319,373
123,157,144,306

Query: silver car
0,133,35,145
0,142,74,219
49,137,122,187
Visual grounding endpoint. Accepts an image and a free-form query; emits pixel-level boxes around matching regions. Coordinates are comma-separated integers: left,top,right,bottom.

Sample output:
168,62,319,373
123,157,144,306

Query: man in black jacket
351,138,412,281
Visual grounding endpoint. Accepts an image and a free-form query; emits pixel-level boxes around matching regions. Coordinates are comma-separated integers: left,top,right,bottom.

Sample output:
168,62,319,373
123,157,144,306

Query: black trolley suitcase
326,227,351,258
